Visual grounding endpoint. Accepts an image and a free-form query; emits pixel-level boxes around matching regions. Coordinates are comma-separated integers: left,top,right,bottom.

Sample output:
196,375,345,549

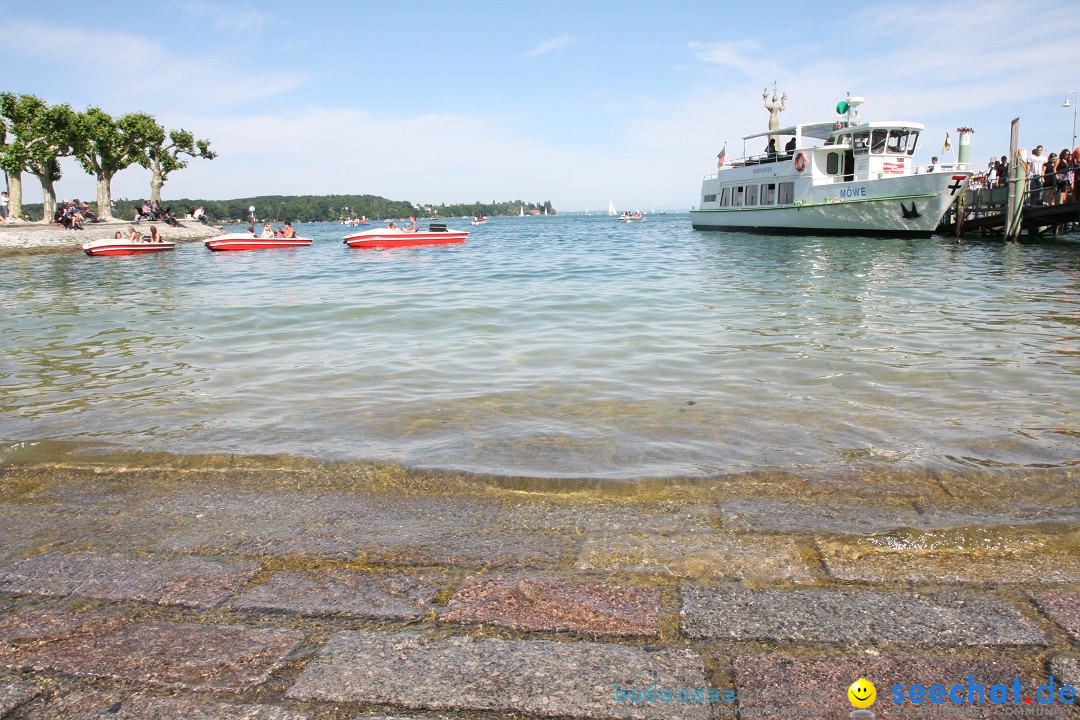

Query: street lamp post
1064,91,1078,149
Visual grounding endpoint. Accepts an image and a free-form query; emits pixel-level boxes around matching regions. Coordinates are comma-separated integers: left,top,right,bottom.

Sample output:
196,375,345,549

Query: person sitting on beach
79,201,97,223
161,207,179,227
192,206,207,224
282,221,296,238
128,226,143,243
402,216,418,233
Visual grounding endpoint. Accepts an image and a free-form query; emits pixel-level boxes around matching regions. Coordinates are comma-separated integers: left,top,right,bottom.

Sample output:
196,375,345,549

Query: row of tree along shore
0,93,215,223
17,195,557,225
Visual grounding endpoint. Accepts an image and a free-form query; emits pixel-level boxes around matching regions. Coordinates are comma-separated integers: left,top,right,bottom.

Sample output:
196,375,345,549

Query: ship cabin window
732,186,744,207
761,183,776,205
826,152,840,175
703,194,717,203
720,188,729,206
778,181,795,204
853,131,870,156
871,129,888,154
885,129,920,155
745,184,758,206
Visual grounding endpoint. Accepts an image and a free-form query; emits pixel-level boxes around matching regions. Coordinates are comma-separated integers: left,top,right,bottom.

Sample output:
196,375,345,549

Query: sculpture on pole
763,82,787,131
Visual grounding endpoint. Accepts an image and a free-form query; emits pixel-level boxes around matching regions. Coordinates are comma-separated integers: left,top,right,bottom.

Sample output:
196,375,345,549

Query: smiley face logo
848,678,876,709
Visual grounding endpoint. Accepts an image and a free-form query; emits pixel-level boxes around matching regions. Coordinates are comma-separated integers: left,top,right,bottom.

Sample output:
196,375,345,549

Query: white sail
607,200,616,215
519,205,525,217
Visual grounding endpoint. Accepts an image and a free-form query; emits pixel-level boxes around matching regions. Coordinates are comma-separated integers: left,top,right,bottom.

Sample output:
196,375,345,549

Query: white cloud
522,33,576,58
176,1,268,33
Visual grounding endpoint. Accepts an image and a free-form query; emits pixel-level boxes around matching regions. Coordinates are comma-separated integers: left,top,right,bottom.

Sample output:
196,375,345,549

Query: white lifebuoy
794,152,808,172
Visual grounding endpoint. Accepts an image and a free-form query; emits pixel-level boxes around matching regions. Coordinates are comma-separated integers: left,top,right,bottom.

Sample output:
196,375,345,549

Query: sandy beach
0,219,224,257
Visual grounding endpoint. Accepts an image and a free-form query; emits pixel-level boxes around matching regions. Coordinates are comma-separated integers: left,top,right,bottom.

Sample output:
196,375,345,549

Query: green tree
0,92,35,220
144,127,216,205
0,94,77,222
71,108,162,221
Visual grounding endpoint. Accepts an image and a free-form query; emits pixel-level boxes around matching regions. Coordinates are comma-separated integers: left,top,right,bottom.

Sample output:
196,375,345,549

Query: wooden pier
938,187,1080,239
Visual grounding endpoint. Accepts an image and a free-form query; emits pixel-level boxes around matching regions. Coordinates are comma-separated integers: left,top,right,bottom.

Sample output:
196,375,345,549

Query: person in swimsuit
402,216,418,233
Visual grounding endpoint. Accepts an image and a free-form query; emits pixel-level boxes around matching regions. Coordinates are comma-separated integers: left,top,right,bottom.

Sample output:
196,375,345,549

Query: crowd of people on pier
133,200,181,226
978,145,1079,206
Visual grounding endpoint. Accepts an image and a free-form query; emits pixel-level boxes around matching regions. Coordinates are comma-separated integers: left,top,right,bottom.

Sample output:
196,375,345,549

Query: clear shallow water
1,216,1077,478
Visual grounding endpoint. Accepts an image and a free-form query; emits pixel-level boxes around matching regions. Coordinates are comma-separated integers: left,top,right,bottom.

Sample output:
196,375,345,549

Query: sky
2,0,1079,212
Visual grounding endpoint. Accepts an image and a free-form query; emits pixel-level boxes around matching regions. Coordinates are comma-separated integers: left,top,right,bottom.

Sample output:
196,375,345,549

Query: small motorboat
471,216,489,225
83,238,176,256
343,223,468,249
204,233,313,251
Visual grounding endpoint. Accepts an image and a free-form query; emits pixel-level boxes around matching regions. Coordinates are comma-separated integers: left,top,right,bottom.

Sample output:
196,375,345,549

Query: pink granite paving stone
1031,592,1080,640
3,616,304,692
14,690,310,719
0,608,125,663
0,552,261,609
0,681,40,717
1050,658,1080,689
441,574,661,637
287,630,710,719
233,569,439,620
734,655,1068,719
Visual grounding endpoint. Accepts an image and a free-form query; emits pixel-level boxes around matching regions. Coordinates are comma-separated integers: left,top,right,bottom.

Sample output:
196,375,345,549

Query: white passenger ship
690,96,972,236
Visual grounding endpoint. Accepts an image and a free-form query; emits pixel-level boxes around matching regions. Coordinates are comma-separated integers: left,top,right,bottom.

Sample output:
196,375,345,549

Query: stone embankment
1,457,1079,719
0,219,223,256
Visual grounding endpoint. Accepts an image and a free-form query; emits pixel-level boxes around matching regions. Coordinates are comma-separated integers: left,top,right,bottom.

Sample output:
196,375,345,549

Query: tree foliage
143,128,216,205
71,108,163,220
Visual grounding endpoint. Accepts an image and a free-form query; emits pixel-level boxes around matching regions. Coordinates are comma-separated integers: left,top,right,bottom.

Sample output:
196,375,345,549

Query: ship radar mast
835,93,865,127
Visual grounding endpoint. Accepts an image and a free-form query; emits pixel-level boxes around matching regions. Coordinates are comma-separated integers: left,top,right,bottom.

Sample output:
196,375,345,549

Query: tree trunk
38,175,57,223
150,166,164,206
7,171,23,220
95,173,115,221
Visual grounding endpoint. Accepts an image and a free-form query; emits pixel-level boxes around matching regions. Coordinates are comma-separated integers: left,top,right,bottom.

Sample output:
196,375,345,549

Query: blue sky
2,0,1078,211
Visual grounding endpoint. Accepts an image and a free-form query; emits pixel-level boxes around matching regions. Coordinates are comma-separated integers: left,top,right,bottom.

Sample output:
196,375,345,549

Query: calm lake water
1,216,1077,479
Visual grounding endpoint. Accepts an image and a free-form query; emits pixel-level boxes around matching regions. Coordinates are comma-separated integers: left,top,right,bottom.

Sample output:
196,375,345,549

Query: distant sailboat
607,200,616,216
519,205,525,217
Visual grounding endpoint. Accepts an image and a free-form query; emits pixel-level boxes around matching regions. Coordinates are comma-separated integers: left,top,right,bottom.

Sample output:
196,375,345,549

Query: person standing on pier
1028,146,1044,205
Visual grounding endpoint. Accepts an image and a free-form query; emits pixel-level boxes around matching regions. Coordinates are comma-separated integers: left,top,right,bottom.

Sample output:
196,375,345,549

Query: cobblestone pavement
1,458,1079,719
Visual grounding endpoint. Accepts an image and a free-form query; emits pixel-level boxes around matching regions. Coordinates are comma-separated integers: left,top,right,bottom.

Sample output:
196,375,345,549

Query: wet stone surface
0,610,304,691
734,655,1067,719
0,681,40,718
441,574,661,637
12,690,310,719
233,569,439,620
286,630,710,719
1049,658,1080,688
0,552,260,609
819,527,1080,584
681,586,1045,646
1032,593,1080,640
720,498,1080,534
575,533,815,582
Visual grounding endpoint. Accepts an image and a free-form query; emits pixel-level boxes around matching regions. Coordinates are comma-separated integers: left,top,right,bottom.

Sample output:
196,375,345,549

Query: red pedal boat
83,238,176,256
343,223,468,249
204,233,313,251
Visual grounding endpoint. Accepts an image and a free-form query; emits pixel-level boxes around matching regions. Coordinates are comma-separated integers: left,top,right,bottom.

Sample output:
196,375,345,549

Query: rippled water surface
1,217,1077,478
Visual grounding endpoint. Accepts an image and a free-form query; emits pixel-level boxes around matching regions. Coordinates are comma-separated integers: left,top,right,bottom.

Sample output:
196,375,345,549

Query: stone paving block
0,552,260,609
734,655,1067,719
820,527,1080,584
441,574,661,637
1031,593,1080,640
0,681,40,718
286,630,710,719
575,533,815,582
1050,658,1080,689
14,690,309,719
1,612,303,691
501,501,717,536
233,569,438,620
364,531,577,570
720,498,1080,534
681,586,1045,646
